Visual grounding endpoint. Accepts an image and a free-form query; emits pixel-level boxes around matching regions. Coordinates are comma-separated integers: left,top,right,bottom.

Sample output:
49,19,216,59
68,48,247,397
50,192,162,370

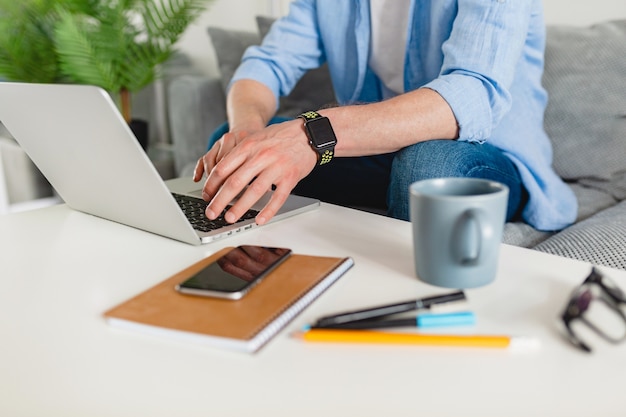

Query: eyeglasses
560,267,626,353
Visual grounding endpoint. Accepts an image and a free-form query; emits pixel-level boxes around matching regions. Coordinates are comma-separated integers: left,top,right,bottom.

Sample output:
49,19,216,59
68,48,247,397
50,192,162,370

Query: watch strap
299,110,324,121
298,111,336,166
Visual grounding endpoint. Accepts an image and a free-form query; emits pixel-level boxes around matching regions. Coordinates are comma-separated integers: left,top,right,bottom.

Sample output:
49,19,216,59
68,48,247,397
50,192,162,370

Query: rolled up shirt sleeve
230,0,326,109
424,0,534,143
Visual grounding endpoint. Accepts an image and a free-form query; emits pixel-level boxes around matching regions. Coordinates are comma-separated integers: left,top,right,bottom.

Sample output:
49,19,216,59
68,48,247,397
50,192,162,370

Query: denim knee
387,140,525,221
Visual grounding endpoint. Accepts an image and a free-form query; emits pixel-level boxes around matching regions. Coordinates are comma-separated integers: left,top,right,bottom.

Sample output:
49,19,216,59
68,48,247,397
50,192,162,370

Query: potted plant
0,0,84,83
53,0,213,148
0,0,212,149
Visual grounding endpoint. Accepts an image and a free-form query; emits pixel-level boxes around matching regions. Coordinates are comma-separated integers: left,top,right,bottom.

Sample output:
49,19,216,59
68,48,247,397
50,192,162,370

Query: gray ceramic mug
409,178,509,289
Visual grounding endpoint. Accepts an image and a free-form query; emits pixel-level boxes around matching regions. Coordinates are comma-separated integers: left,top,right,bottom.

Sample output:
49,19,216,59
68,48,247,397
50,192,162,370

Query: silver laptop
0,82,319,245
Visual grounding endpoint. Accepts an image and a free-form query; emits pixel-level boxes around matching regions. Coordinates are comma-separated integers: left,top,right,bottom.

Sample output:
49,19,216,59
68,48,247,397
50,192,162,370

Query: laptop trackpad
165,177,203,197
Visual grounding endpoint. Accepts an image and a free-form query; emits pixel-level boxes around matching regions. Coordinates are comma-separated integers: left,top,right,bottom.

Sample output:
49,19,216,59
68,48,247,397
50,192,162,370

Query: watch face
306,117,337,149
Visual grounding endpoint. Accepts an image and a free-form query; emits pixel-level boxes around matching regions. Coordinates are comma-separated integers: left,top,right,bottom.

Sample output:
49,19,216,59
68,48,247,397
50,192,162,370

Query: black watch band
298,111,337,166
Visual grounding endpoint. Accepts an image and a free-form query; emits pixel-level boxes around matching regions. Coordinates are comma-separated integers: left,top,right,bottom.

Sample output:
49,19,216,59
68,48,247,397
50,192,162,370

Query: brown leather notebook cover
103,248,354,353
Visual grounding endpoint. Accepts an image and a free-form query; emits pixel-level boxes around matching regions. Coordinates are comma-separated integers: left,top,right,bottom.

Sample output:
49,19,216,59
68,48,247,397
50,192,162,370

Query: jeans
207,120,527,222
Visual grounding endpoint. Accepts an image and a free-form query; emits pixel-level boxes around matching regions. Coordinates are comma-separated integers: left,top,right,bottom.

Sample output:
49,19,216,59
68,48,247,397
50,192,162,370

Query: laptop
0,82,319,245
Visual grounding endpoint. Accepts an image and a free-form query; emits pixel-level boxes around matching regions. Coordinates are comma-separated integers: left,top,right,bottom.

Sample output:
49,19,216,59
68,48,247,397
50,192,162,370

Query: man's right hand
193,129,250,184
193,118,319,227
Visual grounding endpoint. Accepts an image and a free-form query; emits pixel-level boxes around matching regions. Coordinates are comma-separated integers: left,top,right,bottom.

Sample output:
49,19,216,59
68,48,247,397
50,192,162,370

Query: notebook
0,82,319,245
103,248,354,353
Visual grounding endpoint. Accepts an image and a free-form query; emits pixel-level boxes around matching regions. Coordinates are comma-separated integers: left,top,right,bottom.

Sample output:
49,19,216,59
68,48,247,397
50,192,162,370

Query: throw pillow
207,18,336,119
206,26,260,93
543,20,626,181
255,16,336,118
534,200,626,270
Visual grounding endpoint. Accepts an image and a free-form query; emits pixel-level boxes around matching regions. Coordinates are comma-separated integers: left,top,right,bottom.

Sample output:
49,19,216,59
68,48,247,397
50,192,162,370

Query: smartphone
175,245,292,300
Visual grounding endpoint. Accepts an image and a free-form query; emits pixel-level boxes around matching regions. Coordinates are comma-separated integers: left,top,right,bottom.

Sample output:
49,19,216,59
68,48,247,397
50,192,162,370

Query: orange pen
299,329,540,351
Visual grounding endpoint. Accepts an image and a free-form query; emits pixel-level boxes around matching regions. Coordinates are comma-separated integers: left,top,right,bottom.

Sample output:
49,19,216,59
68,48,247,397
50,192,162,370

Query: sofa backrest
543,20,626,182
207,18,626,184
208,16,335,119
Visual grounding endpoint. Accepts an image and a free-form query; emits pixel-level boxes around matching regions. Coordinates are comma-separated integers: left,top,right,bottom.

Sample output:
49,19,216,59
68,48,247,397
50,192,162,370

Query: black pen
313,311,476,330
313,290,466,327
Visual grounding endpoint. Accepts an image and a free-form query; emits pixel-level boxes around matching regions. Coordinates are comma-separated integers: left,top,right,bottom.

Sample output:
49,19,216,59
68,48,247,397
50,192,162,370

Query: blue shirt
231,0,578,231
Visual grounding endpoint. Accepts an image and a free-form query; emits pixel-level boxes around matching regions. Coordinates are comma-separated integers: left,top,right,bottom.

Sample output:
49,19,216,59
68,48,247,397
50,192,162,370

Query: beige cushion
543,20,626,181
207,16,335,118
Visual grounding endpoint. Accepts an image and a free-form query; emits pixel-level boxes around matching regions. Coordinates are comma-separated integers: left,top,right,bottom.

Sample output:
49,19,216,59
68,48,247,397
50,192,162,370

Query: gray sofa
167,18,626,270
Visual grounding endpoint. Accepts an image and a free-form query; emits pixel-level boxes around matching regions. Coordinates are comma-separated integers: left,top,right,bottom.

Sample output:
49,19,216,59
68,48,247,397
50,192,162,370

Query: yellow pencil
299,329,540,350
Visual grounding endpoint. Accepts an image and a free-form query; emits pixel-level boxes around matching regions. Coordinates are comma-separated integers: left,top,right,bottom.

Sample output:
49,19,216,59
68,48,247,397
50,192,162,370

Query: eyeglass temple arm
562,316,592,353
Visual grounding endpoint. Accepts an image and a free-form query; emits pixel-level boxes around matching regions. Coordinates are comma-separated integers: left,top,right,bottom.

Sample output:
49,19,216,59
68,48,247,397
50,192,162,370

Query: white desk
1,203,624,417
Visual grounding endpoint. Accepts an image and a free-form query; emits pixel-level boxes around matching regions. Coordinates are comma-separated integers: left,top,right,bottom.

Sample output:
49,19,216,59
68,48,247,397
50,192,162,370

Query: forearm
320,87,459,156
225,81,458,158
226,79,277,133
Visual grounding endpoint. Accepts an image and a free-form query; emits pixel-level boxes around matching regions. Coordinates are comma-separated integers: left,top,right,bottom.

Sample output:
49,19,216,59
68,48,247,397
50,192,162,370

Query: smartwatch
298,111,337,166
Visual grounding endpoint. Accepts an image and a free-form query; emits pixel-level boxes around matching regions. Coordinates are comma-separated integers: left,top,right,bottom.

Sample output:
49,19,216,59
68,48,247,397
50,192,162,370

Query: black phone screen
177,246,292,298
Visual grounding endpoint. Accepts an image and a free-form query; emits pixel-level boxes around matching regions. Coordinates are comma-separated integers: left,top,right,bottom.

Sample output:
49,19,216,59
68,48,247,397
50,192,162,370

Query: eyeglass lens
587,269,626,304
570,285,626,341
562,268,626,352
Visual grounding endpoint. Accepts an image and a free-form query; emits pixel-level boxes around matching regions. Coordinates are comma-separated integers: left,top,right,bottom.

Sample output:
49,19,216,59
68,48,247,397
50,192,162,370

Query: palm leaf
119,43,161,92
143,0,208,43
53,0,212,119
55,0,210,92
0,0,60,82
54,8,120,92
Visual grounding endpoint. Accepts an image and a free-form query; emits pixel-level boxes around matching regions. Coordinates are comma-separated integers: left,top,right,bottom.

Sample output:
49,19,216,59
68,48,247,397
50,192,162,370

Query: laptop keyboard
172,193,259,233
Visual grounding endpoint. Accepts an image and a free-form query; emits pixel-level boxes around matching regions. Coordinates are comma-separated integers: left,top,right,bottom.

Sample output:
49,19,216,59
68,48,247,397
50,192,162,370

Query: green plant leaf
0,0,213,120
0,0,61,82
54,8,121,92
55,0,212,93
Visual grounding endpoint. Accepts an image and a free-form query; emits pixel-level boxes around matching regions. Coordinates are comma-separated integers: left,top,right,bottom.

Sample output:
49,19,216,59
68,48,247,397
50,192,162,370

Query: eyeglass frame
560,267,626,353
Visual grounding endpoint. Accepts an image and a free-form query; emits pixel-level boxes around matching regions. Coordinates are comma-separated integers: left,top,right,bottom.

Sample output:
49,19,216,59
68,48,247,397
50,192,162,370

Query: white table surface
1,202,624,417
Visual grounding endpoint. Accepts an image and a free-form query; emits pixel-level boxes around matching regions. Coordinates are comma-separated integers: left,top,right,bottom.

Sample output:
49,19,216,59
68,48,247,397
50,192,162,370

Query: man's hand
194,119,318,226
193,129,250,183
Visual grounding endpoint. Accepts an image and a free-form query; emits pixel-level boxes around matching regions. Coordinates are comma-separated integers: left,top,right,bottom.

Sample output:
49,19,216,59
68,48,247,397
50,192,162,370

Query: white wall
543,0,626,25
178,0,626,76
176,0,288,77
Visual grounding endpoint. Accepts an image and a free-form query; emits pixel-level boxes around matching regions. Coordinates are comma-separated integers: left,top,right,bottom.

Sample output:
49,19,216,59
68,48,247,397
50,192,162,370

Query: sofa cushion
206,26,260,93
502,222,551,248
168,75,227,175
543,20,626,181
255,16,336,117
207,17,335,119
570,182,618,222
533,200,626,270
502,182,616,248
577,174,626,201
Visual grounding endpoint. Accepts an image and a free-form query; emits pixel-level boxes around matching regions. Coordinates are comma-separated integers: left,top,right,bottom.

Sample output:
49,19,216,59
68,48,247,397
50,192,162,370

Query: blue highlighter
416,311,476,328
313,311,476,330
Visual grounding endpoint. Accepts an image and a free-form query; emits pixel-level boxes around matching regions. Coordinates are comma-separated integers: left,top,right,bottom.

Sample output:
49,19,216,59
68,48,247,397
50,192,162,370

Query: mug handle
451,209,492,266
